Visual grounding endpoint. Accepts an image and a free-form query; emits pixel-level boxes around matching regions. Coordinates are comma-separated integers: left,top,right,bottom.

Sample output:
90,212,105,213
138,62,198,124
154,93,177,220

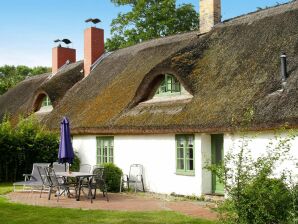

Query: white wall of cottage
72,130,298,196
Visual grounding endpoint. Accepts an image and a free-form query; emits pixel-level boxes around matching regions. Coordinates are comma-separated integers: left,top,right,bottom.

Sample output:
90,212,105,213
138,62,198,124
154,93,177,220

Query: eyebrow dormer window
155,74,181,95
34,94,53,113
41,96,52,107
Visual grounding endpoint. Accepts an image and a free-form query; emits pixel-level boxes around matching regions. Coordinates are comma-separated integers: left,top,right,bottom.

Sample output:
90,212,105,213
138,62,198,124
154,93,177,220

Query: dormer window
155,74,181,95
132,72,193,105
34,94,53,113
41,96,52,107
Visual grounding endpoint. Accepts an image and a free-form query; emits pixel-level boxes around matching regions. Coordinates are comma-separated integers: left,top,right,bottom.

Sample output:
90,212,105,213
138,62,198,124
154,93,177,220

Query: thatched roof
0,61,83,122
40,1,298,134
2,1,298,134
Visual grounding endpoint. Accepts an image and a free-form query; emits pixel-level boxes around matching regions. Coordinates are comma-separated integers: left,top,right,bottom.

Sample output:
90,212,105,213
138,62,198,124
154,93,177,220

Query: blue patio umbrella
58,117,74,171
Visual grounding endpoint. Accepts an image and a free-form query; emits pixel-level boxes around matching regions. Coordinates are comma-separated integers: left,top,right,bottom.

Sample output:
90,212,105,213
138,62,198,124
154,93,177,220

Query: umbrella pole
65,163,67,172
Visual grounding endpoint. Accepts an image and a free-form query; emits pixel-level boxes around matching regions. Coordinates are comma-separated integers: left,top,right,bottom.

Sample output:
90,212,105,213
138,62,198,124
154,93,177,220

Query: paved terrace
7,192,218,221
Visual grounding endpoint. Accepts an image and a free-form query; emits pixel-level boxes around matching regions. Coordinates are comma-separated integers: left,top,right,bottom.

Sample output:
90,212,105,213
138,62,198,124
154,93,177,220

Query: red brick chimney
84,27,104,77
52,46,76,74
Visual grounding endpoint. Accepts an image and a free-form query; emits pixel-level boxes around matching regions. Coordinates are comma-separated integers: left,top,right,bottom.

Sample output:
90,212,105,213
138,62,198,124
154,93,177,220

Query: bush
0,116,59,182
206,133,297,223
69,153,80,172
237,177,291,223
103,163,123,192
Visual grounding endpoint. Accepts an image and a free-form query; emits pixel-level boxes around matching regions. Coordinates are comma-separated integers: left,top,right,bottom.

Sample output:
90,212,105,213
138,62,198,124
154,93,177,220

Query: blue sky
0,0,290,67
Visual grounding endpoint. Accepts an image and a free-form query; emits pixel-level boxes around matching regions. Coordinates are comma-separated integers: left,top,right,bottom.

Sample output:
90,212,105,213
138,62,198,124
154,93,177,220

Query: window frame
155,74,181,96
41,95,52,107
175,134,195,176
96,136,114,165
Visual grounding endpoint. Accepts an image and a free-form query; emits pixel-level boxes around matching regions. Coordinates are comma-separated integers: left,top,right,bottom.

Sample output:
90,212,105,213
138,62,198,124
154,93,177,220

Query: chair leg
48,187,52,200
141,177,145,192
40,186,43,198
57,187,60,202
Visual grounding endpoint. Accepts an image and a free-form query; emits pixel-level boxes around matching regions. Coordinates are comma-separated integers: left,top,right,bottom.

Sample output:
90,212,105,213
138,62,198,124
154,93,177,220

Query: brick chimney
52,46,76,74
84,27,104,77
200,0,221,34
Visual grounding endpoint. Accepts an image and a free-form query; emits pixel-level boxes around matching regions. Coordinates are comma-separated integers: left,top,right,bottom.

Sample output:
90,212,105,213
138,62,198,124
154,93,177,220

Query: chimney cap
85,18,101,25
54,38,72,47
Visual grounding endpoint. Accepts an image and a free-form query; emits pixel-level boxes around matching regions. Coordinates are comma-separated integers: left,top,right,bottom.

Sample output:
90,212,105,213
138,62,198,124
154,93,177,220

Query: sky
0,0,291,67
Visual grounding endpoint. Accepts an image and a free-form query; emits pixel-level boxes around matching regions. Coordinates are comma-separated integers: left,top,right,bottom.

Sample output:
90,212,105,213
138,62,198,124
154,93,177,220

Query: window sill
175,171,195,176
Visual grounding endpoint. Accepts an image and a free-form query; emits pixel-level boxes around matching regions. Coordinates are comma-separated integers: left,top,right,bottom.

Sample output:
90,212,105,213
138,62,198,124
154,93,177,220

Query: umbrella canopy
58,117,74,165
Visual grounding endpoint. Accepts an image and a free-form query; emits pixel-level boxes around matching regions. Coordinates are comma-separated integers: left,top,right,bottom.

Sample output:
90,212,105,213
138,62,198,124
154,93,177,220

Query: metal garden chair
44,167,70,202
13,163,50,192
120,164,145,192
87,167,109,203
52,162,69,172
79,164,92,173
36,165,51,198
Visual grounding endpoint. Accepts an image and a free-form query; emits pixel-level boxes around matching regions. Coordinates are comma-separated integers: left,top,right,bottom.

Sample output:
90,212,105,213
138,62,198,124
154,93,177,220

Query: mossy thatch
1,2,298,134
0,61,83,122
41,2,298,134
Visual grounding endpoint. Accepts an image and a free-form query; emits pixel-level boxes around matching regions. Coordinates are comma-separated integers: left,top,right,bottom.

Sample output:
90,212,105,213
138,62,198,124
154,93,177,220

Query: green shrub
70,153,80,172
103,163,123,192
206,133,297,224
238,177,291,223
0,116,59,182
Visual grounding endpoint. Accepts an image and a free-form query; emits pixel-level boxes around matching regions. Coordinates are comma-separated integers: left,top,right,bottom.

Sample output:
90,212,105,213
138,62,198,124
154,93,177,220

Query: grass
0,182,14,194
0,183,215,224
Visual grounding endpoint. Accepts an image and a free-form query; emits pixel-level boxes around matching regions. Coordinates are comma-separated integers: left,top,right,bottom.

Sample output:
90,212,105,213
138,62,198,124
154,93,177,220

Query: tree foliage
106,0,199,51
0,65,50,95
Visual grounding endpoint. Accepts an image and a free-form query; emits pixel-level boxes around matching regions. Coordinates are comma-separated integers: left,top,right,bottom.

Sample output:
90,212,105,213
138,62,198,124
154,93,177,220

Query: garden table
56,172,95,201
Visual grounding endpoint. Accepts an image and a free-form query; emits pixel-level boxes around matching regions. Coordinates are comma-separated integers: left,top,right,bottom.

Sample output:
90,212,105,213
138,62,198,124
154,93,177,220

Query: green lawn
0,183,215,224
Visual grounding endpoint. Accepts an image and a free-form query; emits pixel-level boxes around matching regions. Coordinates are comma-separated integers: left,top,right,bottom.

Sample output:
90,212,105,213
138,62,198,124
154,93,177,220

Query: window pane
177,159,184,170
177,148,184,159
177,137,184,148
186,159,194,171
186,147,194,159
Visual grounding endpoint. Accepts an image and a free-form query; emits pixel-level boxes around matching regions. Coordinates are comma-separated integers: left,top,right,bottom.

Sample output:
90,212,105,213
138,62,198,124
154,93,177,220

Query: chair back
129,164,144,182
36,166,50,187
44,167,60,187
79,164,92,173
53,162,68,172
92,165,103,173
93,167,105,181
31,163,51,182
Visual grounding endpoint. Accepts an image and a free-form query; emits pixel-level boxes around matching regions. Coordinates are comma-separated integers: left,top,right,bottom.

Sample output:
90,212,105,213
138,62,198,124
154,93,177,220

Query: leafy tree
0,65,50,95
106,0,199,51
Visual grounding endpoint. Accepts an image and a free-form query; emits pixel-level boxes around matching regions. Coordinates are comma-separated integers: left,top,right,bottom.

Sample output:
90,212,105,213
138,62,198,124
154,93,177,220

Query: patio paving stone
7,191,218,220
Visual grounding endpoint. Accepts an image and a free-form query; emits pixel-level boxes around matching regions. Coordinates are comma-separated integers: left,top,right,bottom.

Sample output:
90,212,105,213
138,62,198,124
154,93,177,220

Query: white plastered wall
72,135,97,167
72,130,298,196
73,134,207,196
224,130,298,180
